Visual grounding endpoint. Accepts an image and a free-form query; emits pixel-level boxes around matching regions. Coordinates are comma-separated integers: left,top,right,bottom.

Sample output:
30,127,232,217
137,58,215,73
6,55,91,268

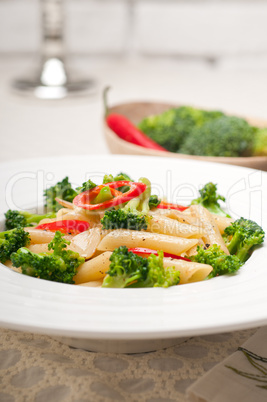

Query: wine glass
12,0,97,100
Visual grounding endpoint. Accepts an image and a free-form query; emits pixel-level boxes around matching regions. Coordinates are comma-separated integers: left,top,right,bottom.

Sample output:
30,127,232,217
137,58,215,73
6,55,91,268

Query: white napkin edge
186,326,267,402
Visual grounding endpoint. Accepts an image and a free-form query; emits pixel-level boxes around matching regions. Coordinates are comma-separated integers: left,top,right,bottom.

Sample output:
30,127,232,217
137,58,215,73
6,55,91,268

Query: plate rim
0,154,266,341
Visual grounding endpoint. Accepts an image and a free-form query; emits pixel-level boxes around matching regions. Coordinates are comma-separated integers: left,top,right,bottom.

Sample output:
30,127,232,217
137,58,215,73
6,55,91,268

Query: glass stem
41,0,65,62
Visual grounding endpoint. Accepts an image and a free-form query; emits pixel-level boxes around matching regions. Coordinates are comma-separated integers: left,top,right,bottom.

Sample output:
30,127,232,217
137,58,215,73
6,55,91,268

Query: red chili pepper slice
157,201,188,212
106,113,167,152
35,220,90,235
128,247,191,261
73,181,147,211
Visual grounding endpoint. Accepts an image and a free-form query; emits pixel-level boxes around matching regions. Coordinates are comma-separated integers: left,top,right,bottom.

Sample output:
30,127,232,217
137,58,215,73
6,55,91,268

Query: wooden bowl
103,102,267,171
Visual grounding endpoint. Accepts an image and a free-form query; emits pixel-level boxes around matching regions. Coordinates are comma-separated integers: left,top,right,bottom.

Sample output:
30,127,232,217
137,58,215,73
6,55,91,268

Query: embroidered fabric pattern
0,328,256,402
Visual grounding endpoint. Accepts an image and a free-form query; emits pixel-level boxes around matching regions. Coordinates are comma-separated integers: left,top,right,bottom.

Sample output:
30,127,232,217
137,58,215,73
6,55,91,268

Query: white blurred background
1,0,267,162
1,0,267,70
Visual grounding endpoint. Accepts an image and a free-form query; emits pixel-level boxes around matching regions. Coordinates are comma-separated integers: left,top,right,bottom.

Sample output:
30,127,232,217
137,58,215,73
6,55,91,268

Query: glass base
11,58,98,100
12,78,98,100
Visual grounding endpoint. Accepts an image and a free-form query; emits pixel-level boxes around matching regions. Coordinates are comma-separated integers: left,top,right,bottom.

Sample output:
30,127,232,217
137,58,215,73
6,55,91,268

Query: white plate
0,155,266,353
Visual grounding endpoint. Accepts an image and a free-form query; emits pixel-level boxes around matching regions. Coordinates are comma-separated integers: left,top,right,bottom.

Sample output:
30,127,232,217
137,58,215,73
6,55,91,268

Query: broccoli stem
138,177,151,214
226,232,242,255
123,195,141,211
24,212,55,225
5,210,56,230
207,204,229,217
235,245,252,264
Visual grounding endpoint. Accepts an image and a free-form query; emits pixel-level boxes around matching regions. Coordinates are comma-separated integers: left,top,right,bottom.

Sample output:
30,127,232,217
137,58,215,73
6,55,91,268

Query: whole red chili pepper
106,113,167,151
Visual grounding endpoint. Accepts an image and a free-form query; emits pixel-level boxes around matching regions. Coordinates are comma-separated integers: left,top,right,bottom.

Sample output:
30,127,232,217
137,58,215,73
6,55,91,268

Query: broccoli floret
114,172,132,182
252,128,267,156
200,110,225,120
180,116,255,157
102,246,180,288
149,194,161,208
224,218,265,263
138,107,200,152
101,208,148,231
76,179,97,194
102,172,133,193
10,231,84,283
147,252,180,287
138,106,225,152
191,182,230,217
0,228,30,263
101,177,152,230
103,174,114,184
102,173,133,184
44,177,78,212
190,244,242,278
5,209,56,230
114,172,133,192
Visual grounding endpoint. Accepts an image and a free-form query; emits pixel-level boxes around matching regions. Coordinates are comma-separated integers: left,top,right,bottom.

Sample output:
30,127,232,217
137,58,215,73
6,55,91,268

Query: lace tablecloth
0,327,257,402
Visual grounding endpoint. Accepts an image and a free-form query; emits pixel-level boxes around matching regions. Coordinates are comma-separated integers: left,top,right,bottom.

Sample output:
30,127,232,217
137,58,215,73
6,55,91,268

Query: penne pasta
147,214,203,238
56,207,101,227
97,229,198,255
163,257,213,284
211,214,234,234
55,197,75,209
27,243,51,254
25,227,73,244
74,252,112,284
150,208,203,228
78,280,103,287
37,218,58,225
185,238,206,257
188,205,229,254
56,208,75,220
69,227,106,259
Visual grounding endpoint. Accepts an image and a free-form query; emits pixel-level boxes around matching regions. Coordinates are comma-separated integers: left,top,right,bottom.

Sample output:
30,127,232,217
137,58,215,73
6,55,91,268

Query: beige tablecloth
0,327,257,402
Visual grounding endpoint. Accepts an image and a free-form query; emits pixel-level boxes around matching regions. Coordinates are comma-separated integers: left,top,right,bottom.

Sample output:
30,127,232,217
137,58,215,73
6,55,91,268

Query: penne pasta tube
163,257,213,284
25,228,73,244
146,215,203,238
97,229,198,255
56,208,75,219
188,205,229,254
150,208,203,228
27,243,51,254
56,207,101,227
55,197,75,209
185,238,206,257
37,218,58,225
74,252,112,284
69,227,106,259
211,214,234,234
78,280,103,287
